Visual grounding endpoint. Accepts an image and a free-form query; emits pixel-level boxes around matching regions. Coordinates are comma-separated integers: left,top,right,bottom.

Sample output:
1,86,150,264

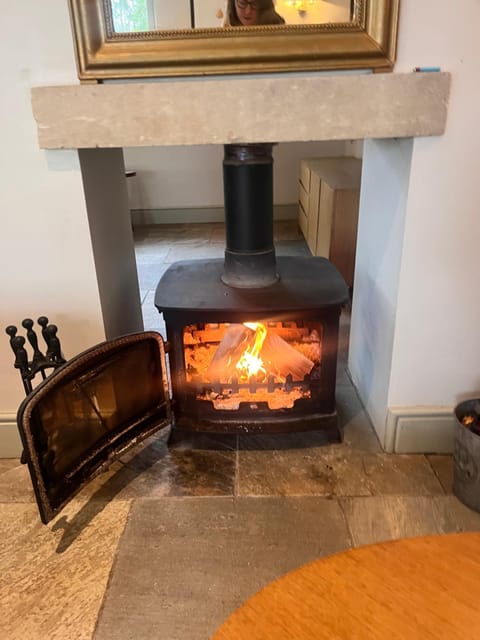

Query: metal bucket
453,399,480,513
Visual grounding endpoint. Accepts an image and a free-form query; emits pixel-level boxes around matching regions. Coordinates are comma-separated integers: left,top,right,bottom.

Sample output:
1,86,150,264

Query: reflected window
109,0,353,33
111,0,156,32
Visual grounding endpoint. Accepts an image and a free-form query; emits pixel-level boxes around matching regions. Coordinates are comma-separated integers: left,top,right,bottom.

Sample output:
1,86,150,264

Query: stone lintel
31,72,451,149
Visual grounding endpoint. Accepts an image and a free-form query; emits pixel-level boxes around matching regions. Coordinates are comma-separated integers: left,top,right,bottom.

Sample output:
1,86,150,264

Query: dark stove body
155,256,348,440
155,143,349,440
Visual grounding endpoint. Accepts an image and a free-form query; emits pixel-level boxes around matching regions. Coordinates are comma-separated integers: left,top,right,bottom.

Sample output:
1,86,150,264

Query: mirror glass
109,0,353,32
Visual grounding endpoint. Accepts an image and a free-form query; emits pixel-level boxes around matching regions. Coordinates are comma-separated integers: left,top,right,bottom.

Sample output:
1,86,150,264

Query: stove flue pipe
221,143,279,288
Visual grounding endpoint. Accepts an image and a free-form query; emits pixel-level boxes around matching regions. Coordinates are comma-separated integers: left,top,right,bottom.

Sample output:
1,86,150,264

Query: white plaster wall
390,0,480,404
194,0,226,28
153,0,191,30
349,138,413,443
0,3,105,444
351,0,480,446
123,141,348,210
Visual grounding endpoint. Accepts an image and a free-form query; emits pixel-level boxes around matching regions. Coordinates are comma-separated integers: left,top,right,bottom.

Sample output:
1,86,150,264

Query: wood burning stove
155,256,346,438
154,143,349,439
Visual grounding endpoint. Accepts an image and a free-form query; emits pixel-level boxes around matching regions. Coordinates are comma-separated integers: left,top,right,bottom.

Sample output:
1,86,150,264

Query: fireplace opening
7,145,351,523
183,319,322,411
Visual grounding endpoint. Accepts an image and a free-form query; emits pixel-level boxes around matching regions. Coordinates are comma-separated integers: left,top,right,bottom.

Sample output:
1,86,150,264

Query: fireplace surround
11,71,451,521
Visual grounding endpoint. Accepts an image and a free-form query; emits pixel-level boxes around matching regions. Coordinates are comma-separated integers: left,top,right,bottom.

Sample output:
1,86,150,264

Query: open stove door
16,332,171,524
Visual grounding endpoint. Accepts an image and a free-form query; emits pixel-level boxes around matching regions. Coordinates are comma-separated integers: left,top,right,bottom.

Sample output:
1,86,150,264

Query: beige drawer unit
298,157,361,287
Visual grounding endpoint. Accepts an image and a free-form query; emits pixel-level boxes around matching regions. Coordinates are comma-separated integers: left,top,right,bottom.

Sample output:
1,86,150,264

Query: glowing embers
183,321,322,410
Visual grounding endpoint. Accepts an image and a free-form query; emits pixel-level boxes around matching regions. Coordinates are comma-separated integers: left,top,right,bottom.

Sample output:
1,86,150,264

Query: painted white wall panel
0,2,108,430
153,0,191,29
123,141,348,209
349,138,413,445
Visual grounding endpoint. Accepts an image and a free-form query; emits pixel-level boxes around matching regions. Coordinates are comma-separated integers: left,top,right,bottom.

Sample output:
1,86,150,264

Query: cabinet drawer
306,172,321,255
299,160,311,192
298,200,308,237
299,180,309,215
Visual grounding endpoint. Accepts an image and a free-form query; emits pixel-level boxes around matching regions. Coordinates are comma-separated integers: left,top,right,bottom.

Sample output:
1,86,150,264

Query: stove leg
325,422,343,444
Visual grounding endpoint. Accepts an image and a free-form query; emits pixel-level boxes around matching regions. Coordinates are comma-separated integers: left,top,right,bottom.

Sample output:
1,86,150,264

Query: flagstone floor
1,220,478,640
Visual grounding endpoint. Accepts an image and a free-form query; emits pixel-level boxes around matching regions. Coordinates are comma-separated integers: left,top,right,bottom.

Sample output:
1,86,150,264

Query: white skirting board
385,406,455,454
131,204,297,226
0,414,22,458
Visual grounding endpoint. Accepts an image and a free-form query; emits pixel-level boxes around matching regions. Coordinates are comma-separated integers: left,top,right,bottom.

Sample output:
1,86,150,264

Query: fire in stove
183,321,322,411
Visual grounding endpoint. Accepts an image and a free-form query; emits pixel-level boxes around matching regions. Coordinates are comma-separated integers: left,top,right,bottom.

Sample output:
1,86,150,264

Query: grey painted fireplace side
78,148,144,339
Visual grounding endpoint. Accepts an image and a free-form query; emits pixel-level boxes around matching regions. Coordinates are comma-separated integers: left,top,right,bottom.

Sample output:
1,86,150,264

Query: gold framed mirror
68,0,400,81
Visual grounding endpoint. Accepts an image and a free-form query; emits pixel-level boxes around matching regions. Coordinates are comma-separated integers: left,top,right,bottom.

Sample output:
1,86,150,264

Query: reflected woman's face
235,0,260,26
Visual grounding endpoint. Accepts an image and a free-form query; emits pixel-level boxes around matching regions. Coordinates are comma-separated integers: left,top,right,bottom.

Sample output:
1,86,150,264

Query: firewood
259,333,314,381
207,324,254,382
207,323,314,383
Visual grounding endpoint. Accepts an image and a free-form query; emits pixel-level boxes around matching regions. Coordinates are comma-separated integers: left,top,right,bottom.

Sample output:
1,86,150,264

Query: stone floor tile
342,495,480,547
336,360,350,385
141,290,165,333
139,288,149,304
237,444,372,497
342,496,446,546
362,452,445,496
238,445,444,498
0,462,35,502
336,383,382,452
134,223,213,244
77,430,236,501
275,240,311,257
273,220,303,241
427,454,453,493
434,494,480,530
209,224,226,243
0,500,131,640
238,431,329,451
136,261,170,290
169,430,237,451
134,244,170,262
93,496,351,640
164,242,224,263
0,458,21,475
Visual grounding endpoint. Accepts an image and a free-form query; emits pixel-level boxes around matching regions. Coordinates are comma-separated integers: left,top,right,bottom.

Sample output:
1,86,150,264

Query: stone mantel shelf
31,72,451,149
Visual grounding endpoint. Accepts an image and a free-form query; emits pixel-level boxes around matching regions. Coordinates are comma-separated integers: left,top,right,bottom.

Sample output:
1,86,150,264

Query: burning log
259,332,314,381
206,322,314,384
207,324,254,382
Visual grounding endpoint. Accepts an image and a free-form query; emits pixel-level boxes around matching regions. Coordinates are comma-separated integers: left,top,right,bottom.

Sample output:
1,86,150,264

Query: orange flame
235,322,267,380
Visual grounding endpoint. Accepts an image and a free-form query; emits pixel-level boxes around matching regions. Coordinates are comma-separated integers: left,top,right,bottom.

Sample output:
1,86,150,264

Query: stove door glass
17,332,171,523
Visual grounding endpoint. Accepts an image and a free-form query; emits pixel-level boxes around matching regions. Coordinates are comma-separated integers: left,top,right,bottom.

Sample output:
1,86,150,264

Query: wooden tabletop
211,532,480,640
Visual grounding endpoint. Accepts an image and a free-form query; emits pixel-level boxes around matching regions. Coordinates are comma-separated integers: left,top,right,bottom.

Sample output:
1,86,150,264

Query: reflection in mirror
110,0,353,33
70,0,398,79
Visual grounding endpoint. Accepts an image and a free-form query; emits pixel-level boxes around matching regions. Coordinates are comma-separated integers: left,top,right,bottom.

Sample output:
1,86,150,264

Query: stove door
17,332,171,524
